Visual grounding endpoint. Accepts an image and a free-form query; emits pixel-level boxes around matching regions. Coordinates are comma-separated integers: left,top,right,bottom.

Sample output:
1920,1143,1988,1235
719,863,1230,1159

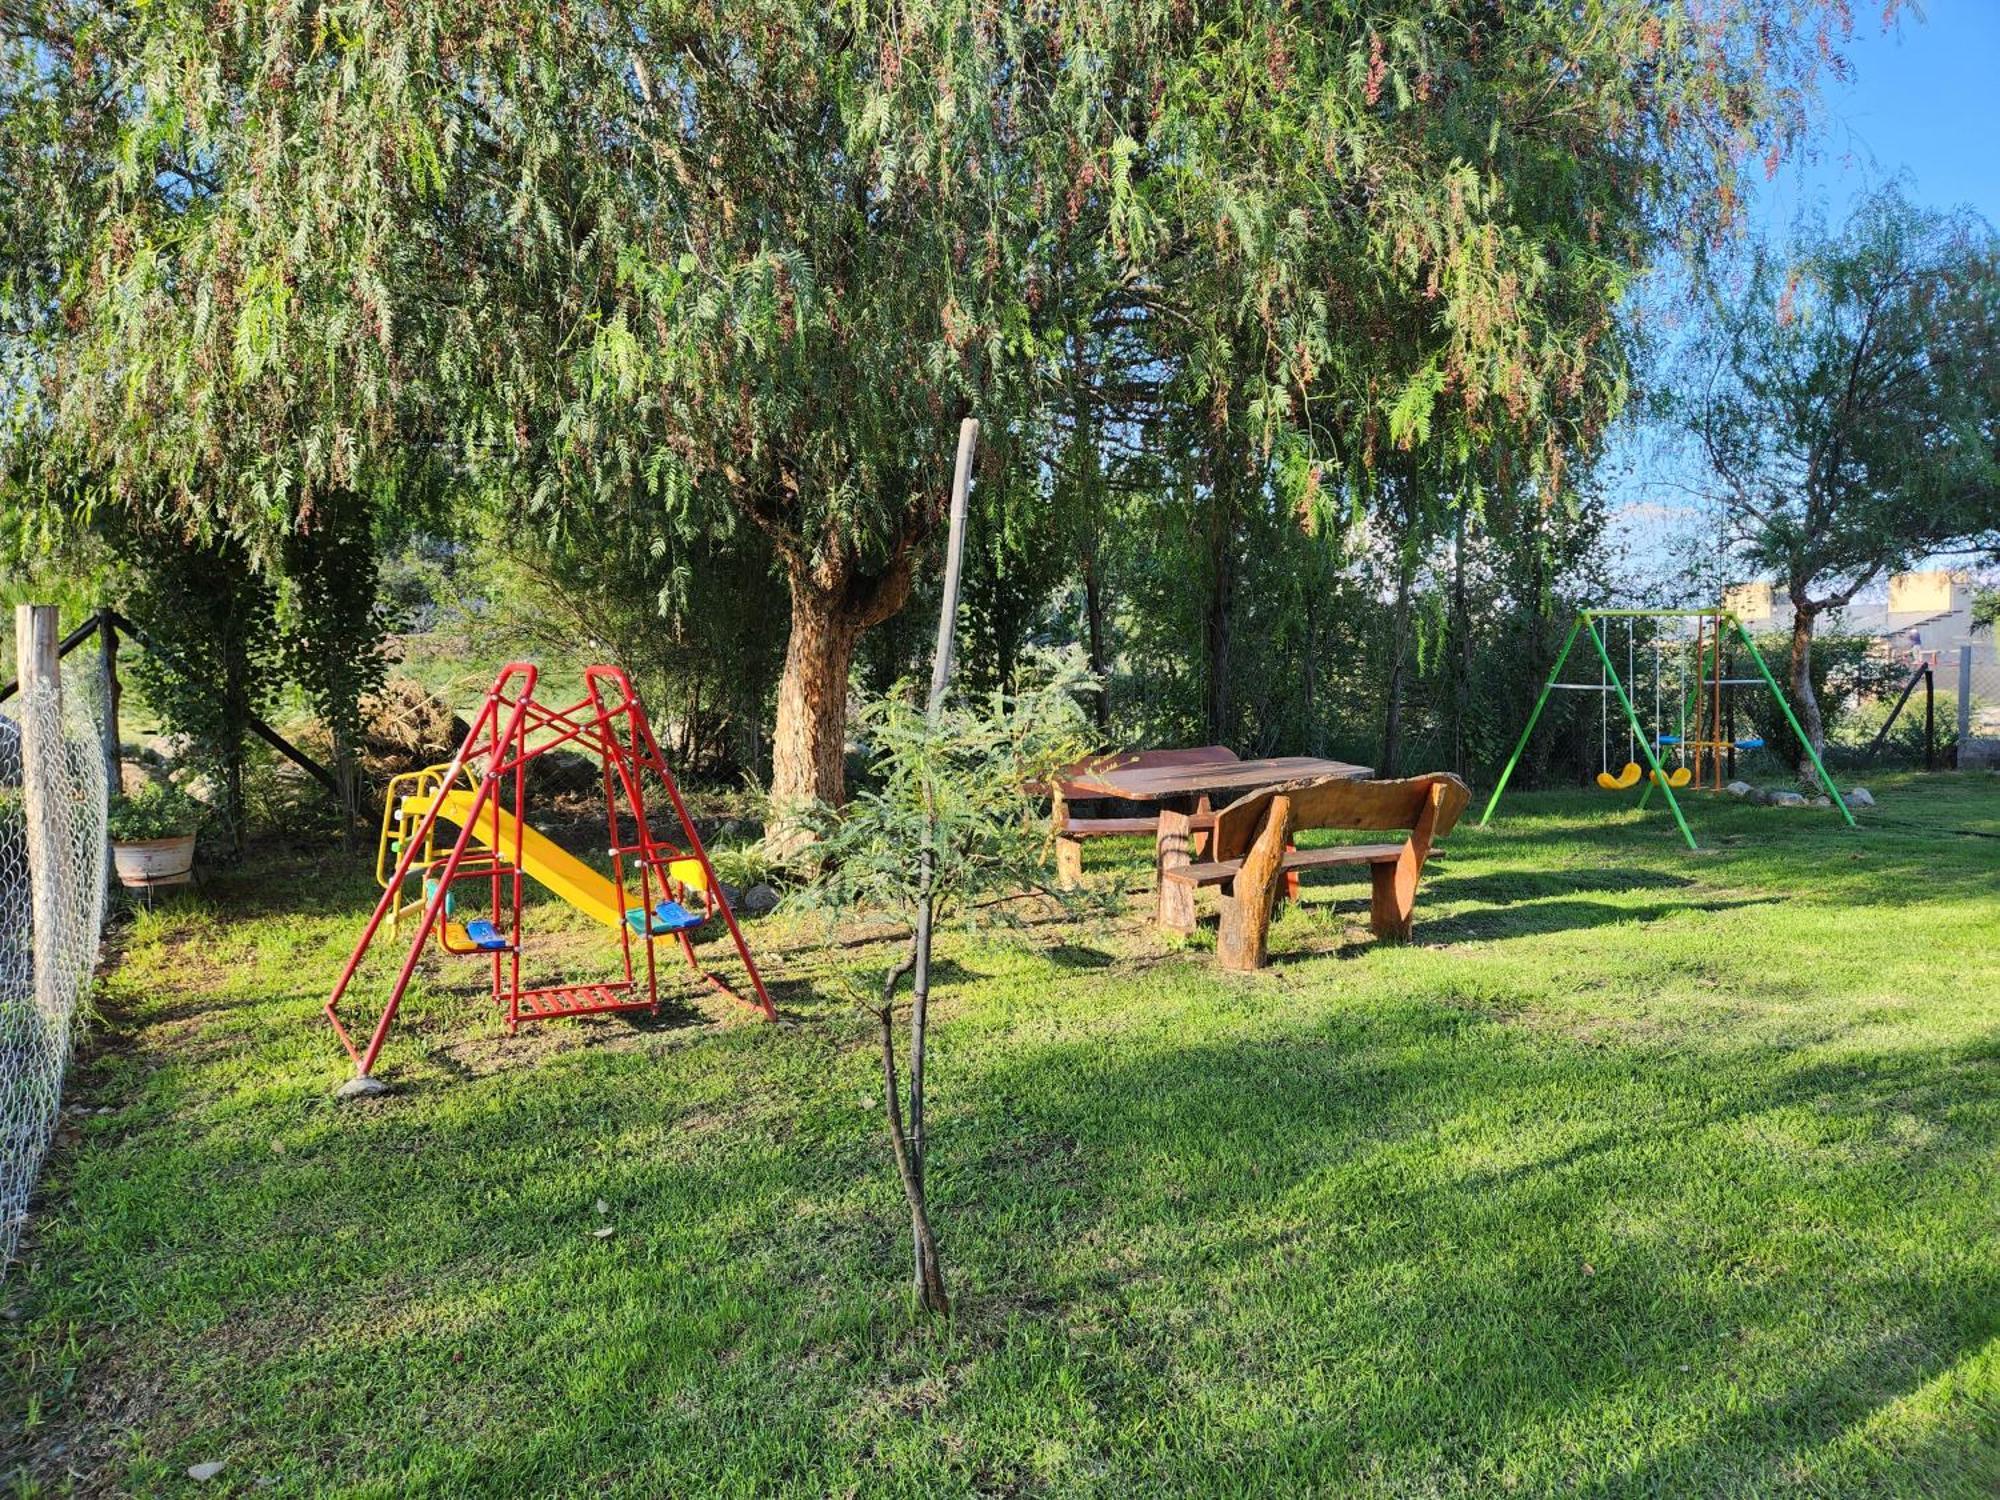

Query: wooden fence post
15,605,65,1018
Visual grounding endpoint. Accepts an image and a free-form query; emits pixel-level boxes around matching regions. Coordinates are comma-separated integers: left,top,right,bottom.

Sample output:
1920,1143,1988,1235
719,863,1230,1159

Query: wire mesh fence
0,667,109,1276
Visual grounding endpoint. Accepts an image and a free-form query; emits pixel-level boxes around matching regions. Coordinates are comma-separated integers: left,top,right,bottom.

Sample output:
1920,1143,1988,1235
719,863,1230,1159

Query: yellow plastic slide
406,787,704,930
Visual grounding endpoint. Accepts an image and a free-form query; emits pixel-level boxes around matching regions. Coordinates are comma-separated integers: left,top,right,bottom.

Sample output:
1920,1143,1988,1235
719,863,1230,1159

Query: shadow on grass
1424,866,1697,903
1412,894,1778,945
958,1011,2000,1493
18,961,1997,1495
15,780,1998,1493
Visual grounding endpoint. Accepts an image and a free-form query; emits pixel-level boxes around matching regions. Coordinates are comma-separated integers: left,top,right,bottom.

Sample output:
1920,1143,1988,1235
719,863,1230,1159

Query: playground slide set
387,785,707,936
326,663,773,1083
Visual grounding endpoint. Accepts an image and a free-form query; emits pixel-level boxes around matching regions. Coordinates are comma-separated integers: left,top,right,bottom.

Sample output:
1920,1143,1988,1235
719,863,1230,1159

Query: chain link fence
0,669,109,1276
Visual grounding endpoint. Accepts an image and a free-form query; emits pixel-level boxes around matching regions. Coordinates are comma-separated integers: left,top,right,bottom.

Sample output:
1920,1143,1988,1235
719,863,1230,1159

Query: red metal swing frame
326,662,774,1078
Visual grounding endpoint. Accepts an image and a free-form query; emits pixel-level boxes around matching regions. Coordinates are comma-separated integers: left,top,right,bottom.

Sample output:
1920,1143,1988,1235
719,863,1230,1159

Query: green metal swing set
1478,607,1855,851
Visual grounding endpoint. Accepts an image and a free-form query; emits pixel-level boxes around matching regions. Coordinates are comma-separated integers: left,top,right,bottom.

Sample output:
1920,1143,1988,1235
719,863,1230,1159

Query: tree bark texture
1788,601,1826,781
769,553,915,810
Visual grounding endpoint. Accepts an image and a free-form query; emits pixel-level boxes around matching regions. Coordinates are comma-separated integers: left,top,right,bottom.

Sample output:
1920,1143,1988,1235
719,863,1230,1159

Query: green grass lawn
5,774,1998,1497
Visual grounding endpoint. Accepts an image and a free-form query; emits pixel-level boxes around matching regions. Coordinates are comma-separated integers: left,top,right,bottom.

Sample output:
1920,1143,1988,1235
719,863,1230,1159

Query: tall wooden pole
905,415,977,1308
925,419,979,714
16,605,65,1019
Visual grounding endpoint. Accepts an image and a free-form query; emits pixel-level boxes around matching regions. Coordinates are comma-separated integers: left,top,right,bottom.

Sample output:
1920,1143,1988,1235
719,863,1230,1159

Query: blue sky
1756,2,2000,234
1604,2,2000,593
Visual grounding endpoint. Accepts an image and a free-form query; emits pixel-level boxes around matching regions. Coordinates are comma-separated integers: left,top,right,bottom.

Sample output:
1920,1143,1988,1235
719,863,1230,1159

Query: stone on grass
187,1461,226,1482
740,883,780,916
1769,790,1807,807
335,1075,391,1101
1844,786,1875,807
1725,781,1753,797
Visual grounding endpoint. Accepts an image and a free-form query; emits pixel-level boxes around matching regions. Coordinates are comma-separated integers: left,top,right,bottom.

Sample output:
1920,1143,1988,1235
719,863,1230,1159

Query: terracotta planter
112,834,196,889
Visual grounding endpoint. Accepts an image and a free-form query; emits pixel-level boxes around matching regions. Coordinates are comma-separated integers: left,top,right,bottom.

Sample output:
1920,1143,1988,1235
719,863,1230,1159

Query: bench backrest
1210,773,1472,863
1054,744,1239,801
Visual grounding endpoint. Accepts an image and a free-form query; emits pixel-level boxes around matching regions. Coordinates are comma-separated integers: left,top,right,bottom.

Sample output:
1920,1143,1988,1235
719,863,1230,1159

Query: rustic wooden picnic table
1065,753,1372,931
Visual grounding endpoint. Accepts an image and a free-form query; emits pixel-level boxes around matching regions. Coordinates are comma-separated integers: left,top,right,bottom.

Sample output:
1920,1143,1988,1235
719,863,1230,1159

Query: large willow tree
6,1,1861,805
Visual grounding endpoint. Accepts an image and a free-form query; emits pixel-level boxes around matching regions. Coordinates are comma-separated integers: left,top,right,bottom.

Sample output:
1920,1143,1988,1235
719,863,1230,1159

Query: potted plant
107,780,205,889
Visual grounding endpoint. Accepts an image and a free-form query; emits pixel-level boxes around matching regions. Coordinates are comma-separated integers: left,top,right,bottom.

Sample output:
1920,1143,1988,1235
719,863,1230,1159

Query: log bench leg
1055,834,1084,891
1369,856,1417,942
1217,795,1293,971
1156,809,1197,934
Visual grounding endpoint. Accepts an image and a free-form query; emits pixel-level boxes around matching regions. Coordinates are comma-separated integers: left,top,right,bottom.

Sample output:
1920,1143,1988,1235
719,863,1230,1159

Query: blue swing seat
1734,736,1765,750
461,919,512,951
626,900,706,937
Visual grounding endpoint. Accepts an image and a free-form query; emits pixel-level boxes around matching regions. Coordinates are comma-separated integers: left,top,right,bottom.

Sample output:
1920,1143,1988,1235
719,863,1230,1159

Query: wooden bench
1050,745,1238,888
1162,772,1471,970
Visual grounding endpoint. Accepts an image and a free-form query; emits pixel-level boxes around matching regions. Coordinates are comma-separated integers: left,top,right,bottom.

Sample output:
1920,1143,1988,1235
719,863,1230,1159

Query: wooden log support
1369,781,1445,942
1217,794,1292,971
1052,791,1083,890
1155,807,1197,934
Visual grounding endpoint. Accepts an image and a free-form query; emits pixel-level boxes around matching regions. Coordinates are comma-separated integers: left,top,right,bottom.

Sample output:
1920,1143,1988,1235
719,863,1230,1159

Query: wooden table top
1070,755,1374,804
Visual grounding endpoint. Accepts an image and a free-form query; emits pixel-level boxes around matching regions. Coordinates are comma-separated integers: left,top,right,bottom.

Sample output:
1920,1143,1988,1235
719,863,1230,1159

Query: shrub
106,780,205,842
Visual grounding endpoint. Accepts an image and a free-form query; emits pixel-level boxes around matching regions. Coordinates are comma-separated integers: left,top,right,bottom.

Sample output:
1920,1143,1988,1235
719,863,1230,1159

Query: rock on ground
1844,786,1876,807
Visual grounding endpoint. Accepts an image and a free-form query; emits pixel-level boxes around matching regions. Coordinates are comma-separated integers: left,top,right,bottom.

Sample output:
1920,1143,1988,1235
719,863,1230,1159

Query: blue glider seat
1734,736,1765,750
626,901,706,936
462,919,512,951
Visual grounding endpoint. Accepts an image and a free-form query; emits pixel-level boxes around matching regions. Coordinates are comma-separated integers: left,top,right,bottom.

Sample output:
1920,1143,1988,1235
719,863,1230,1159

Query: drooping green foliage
2,0,1865,807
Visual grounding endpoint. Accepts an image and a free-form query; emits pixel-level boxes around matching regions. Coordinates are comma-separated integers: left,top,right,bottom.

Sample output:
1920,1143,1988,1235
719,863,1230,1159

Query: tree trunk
1381,550,1417,778
1450,510,1471,779
878,941,949,1315
1789,600,1826,781
1204,494,1237,745
769,548,918,812
1081,544,1110,733
1302,587,1322,756
771,585,861,810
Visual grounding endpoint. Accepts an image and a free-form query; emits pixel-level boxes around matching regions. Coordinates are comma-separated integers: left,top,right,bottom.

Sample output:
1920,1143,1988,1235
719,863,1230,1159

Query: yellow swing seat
1650,767,1692,788
1595,762,1642,791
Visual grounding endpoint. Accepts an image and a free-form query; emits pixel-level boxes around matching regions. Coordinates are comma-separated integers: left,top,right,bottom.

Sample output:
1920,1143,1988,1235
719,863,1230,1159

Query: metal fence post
1959,645,1973,759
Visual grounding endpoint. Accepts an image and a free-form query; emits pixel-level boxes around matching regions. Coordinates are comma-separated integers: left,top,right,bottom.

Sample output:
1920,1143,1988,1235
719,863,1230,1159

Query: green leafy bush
1743,632,1902,757
106,780,205,842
